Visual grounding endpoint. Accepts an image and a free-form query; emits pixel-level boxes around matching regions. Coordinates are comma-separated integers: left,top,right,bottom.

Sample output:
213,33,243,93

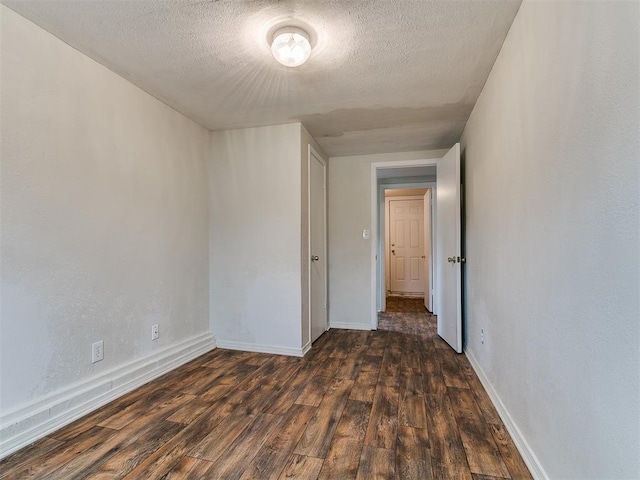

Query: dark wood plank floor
0,298,532,479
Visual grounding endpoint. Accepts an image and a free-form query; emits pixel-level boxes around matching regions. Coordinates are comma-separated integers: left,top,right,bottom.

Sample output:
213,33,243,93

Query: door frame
370,159,439,329
308,145,328,346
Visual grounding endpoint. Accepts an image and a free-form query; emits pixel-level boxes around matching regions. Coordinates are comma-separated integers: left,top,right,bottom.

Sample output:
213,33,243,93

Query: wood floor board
398,393,428,429
96,389,178,430
335,355,362,380
239,404,316,480
89,421,185,479
294,378,354,458
0,437,63,478
278,454,323,480
379,345,402,378
399,367,425,397
489,424,534,480
420,346,447,396
294,374,334,407
425,393,473,480
437,347,470,389
2,297,530,480
120,399,241,479
187,409,258,462
349,369,379,403
3,425,114,480
358,354,383,372
198,413,283,480
355,445,396,480
471,474,511,480
459,356,503,425
317,439,363,480
42,418,183,480
332,399,372,443
160,456,214,480
47,380,161,441
266,363,320,415
363,380,400,450
448,387,510,478
396,426,433,480
365,344,386,357
317,400,372,480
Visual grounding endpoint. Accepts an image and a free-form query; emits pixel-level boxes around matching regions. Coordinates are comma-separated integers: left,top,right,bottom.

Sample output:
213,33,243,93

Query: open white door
436,143,462,353
423,189,433,312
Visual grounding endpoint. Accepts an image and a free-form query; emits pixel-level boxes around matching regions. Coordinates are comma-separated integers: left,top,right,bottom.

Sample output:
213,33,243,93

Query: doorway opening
370,159,438,330
370,144,463,353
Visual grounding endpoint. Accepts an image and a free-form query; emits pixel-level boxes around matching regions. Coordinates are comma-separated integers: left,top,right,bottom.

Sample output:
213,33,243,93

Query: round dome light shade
270,27,312,67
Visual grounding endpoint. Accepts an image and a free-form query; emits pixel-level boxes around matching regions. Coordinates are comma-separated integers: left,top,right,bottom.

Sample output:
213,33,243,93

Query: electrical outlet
92,341,104,363
151,324,159,341
481,329,485,345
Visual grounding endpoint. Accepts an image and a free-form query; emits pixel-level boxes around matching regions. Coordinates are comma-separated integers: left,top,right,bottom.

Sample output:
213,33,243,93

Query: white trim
370,159,440,330
216,339,305,357
301,341,312,356
465,349,548,480
329,322,372,331
0,332,216,459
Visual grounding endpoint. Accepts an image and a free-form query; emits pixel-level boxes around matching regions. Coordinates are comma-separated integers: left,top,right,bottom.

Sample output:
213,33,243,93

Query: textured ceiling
1,0,521,157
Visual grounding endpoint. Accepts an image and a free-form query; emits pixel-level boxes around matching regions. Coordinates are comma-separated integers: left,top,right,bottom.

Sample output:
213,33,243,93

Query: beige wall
327,150,445,329
461,1,640,477
1,5,212,455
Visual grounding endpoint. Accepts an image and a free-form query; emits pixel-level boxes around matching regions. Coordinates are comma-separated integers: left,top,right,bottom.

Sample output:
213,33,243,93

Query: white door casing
389,199,425,294
436,143,462,353
309,147,327,343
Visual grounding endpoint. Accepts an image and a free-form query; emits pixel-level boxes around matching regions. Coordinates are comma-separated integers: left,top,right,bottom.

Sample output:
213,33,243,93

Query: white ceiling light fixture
270,26,312,67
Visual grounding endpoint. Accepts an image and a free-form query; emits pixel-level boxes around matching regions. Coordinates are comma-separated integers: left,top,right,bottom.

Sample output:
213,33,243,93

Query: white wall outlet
481,329,485,345
362,229,370,239
92,340,104,363
151,324,159,341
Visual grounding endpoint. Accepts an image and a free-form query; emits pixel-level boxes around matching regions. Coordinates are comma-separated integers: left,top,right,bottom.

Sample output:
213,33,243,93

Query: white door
309,149,327,343
423,189,433,312
436,143,462,353
389,199,424,294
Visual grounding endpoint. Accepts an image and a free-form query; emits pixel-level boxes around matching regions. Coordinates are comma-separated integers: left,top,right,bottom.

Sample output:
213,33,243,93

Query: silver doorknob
311,255,319,261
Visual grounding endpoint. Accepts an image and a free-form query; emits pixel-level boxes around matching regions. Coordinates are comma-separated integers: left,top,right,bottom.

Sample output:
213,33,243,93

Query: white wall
209,124,305,355
0,5,212,456
460,1,640,478
327,150,445,329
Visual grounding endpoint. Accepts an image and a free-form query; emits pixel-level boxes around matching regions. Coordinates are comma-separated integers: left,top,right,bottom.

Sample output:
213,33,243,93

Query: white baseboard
329,322,372,331
465,349,548,480
0,332,216,460
301,341,312,356
216,339,304,357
